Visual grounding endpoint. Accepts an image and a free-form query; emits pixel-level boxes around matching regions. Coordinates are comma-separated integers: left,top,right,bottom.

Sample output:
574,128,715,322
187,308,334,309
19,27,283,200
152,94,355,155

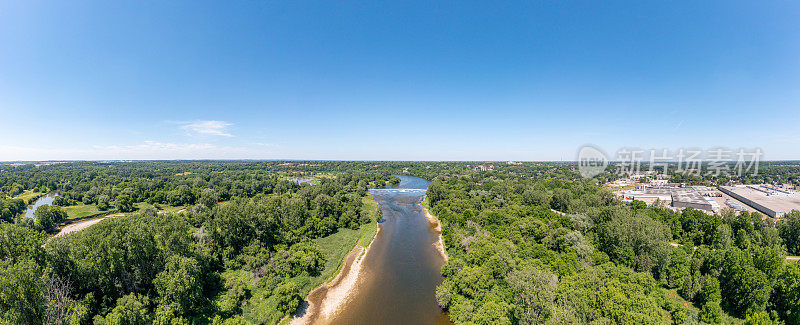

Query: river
22,193,58,220
322,175,450,324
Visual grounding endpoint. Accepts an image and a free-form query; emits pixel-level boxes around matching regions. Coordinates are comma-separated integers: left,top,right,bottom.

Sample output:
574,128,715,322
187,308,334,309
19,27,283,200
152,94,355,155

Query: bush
33,205,67,230
697,276,721,305
273,282,301,315
104,294,151,325
153,256,203,316
699,301,723,324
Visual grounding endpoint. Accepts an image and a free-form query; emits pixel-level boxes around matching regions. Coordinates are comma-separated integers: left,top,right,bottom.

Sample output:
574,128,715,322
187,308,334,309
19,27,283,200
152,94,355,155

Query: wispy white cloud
179,120,234,137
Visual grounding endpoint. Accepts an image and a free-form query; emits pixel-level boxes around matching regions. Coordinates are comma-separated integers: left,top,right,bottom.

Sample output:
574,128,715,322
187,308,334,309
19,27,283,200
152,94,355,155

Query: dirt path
53,214,122,238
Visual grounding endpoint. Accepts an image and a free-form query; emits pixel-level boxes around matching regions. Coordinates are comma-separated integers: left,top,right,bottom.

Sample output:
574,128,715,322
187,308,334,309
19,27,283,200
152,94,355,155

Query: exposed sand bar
53,214,122,238
422,205,448,263
289,224,380,325
292,186,446,324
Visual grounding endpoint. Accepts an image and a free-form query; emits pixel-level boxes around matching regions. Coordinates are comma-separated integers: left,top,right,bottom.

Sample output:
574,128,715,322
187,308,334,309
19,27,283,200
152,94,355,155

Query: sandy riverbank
289,224,381,325
422,205,448,263
290,197,446,324
53,214,122,238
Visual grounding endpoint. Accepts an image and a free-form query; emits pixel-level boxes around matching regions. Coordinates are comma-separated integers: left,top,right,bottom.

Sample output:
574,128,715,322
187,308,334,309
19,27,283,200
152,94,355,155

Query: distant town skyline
1,1,799,161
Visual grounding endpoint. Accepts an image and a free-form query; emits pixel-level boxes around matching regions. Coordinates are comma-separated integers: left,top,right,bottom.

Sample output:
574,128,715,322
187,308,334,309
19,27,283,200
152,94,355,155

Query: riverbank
14,189,45,203
421,201,448,263
289,222,379,325
294,176,448,324
286,194,381,324
52,213,123,237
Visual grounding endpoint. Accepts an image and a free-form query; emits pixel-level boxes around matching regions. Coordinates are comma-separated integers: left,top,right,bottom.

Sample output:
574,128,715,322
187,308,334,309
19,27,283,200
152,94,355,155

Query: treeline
0,198,26,222
601,161,800,187
4,160,799,324
0,161,399,216
1,195,68,231
428,171,800,324
0,167,385,324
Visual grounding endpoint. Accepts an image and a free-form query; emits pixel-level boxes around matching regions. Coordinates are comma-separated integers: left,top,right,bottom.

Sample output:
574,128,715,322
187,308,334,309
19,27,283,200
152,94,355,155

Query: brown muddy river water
325,175,450,324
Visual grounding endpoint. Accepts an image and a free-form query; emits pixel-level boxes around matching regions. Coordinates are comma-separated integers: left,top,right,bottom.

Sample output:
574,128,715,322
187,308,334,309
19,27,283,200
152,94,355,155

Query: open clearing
14,190,45,203
62,203,105,219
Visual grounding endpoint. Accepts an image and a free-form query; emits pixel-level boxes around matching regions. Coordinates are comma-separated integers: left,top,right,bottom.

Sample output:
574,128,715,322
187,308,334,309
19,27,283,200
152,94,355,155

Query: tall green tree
0,259,44,324
779,211,800,255
598,212,670,272
507,266,557,324
153,256,203,316
103,294,151,325
34,205,67,230
719,248,771,317
0,223,46,263
772,263,800,324
113,194,135,212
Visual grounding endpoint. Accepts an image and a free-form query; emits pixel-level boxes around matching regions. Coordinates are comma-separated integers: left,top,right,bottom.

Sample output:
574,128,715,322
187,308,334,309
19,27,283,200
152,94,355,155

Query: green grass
61,203,106,220
133,202,155,211
308,221,377,289
296,193,381,293
162,204,190,213
60,201,191,220
14,190,45,203
312,172,335,179
357,194,381,247
247,193,382,324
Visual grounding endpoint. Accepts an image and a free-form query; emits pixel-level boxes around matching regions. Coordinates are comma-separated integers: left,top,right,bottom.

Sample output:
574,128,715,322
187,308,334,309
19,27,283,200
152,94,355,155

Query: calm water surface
23,193,58,220
327,175,451,324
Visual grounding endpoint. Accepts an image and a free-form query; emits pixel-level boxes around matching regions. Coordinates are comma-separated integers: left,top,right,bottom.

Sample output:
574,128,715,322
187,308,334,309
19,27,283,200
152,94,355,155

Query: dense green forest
0,161,401,209
0,161,398,324
1,160,799,324
427,167,800,324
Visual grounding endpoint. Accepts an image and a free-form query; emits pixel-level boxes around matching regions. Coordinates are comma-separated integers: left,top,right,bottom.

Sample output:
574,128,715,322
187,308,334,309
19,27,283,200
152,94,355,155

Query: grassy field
61,203,106,220
14,190,45,203
60,201,190,221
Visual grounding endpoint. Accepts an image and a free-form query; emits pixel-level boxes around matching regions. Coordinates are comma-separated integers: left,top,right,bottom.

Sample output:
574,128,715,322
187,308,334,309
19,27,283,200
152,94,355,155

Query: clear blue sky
1,1,798,161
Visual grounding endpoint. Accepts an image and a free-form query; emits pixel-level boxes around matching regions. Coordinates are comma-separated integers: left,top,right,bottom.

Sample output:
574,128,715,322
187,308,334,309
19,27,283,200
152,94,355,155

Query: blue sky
1,1,799,161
